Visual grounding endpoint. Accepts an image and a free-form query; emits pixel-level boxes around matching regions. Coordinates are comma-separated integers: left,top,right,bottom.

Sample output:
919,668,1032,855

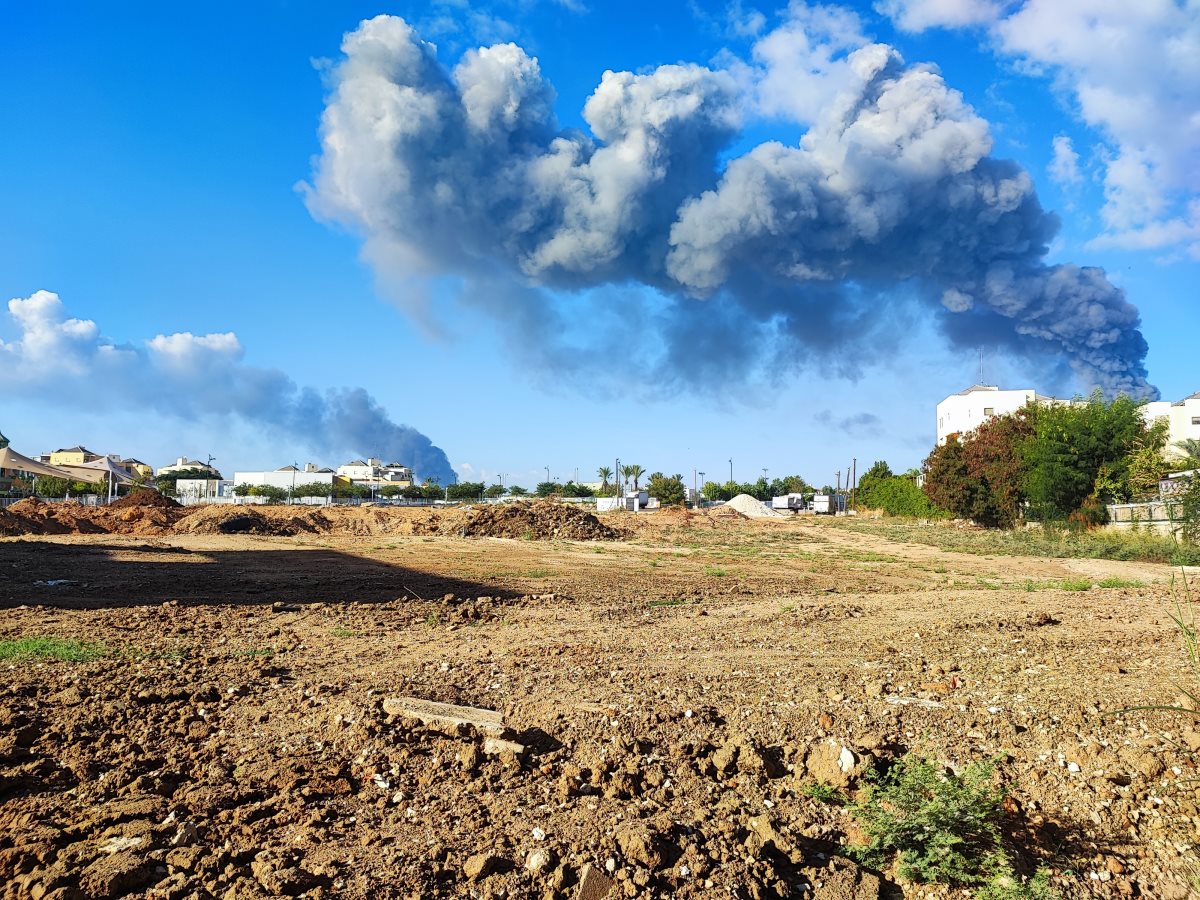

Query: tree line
855,391,1200,534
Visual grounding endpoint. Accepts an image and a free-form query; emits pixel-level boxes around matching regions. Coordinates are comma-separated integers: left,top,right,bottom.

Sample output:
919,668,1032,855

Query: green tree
865,477,943,518
378,485,404,498
508,485,528,497
855,461,894,509
292,481,333,499
596,466,613,491
768,474,810,497
1022,391,1145,520
332,482,369,499
447,481,485,500
154,466,223,494
484,484,505,498
535,481,562,497
647,472,687,506
561,481,594,498
1174,439,1200,469
1179,474,1200,546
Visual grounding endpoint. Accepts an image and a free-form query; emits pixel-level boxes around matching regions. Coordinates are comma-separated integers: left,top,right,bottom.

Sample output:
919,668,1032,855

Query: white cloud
876,0,1002,32
1048,134,1081,187
878,0,1200,257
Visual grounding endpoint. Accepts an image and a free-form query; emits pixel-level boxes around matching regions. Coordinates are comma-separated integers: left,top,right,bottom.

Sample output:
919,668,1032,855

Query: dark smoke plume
304,13,1156,399
0,291,455,483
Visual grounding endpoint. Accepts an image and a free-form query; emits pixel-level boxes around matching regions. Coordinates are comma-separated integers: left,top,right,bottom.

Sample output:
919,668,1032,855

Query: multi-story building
335,458,413,486
1141,391,1200,460
49,446,101,466
935,385,1069,446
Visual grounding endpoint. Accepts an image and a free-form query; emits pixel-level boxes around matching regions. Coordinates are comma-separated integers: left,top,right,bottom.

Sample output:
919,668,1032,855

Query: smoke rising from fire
305,10,1156,399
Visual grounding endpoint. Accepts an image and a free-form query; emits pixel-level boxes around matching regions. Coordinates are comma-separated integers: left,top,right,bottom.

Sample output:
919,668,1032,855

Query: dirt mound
0,509,27,536
174,506,330,537
448,500,622,541
107,489,180,510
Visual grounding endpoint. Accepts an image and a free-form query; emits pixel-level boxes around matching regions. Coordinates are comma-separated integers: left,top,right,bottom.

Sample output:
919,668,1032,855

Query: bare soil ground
1,504,1197,900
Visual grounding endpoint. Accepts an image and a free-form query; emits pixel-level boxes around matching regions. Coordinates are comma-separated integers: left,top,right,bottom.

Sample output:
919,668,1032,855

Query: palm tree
1175,439,1200,465
626,464,646,492
597,466,613,491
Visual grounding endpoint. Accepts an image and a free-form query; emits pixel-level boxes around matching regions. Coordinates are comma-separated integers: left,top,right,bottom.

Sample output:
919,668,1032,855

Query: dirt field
1,503,1198,899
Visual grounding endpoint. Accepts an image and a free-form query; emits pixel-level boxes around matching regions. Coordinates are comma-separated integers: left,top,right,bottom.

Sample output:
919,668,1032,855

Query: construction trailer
771,493,807,511
812,493,847,515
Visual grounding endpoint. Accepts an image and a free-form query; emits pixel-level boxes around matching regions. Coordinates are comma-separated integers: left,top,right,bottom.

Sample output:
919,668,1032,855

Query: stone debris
576,863,615,899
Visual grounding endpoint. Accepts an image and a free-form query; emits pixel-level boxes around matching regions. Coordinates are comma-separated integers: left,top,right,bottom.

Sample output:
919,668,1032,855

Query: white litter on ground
724,494,786,518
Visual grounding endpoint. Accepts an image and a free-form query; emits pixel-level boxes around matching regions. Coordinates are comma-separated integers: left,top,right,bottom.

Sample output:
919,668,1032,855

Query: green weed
850,754,1051,897
230,647,274,659
1058,578,1093,592
703,566,727,577
330,626,356,638
0,637,106,662
1096,576,1145,589
801,781,845,805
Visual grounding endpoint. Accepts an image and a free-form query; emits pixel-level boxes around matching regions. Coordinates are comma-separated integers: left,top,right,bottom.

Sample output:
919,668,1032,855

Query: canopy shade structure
65,456,135,486
0,445,97,482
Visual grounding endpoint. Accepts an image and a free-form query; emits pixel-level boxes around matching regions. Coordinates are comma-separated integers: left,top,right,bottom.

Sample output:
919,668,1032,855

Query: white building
335,458,413,485
1141,391,1200,460
232,463,338,492
175,479,234,503
935,384,1073,446
158,456,220,477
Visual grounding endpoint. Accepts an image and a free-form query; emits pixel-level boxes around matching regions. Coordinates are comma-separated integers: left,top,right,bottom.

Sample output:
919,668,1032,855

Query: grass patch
522,568,553,579
841,519,1200,566
1096,576,1145,589
330,626,356,638
230,647,274,659
647,598,689,608
1058,577,1093,592
801,781,845,805
851,754,1052,897
703,565,727,577
0,636,106,662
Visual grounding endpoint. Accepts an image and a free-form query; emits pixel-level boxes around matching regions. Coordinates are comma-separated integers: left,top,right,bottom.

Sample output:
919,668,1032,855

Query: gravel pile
725,493,787,519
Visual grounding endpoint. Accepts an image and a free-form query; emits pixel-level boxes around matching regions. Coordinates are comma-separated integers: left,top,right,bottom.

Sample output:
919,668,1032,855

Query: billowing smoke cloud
0,291,455,483
304,10,1157,399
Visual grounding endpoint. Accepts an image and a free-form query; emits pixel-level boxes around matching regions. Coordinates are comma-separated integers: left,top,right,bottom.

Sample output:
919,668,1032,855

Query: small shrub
330,626,356,638
851,754,1005,883
704,566,726,577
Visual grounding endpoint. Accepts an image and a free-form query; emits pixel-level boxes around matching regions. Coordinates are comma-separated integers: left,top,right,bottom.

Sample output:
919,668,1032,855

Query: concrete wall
1106,501,1186,538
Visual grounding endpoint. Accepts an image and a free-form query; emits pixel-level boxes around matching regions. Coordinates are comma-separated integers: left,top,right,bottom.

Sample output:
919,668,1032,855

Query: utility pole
851,458,857,511
615,457,621,499
545,465,550,484
729,458,733,483
698,471,705,506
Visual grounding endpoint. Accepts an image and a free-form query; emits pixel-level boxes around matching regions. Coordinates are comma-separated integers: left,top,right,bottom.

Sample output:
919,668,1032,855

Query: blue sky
2,1,1196,489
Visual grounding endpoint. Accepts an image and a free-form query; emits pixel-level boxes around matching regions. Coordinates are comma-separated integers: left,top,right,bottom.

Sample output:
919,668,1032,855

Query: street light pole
545,466,550,484
729,459,733,484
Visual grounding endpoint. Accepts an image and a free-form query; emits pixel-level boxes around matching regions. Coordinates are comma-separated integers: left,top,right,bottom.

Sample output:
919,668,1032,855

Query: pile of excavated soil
107,489,181,510
437,500,623,541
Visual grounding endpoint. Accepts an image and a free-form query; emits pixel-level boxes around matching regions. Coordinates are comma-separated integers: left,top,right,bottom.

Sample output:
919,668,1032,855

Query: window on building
983,407,994,416
1192,416,1200,426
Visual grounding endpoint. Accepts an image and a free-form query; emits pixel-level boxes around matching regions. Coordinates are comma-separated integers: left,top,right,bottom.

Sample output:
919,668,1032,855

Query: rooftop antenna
979,347,984,385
